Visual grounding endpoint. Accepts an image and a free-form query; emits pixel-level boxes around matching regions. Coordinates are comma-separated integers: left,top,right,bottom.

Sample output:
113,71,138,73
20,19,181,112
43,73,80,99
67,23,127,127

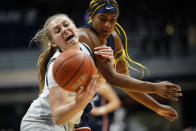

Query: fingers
77,86,84,94
86,74,99,94
167,114,178,122
94,46,114,63
158,105,178,122
163,81,182,92
94,46,113,50
165,86,182,101
94,51,113,56
169,92,182,97
168,84,182,92
158,81,183,100
162,91,182,101
94,46,113,56
162,95,178,101
167,110,178,121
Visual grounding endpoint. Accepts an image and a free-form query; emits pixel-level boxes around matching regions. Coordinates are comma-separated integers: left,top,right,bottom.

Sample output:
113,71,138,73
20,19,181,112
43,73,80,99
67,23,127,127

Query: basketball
52,49,97,92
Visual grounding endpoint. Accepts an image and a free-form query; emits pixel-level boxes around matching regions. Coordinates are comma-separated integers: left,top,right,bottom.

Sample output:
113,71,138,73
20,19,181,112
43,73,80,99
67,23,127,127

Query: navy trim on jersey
81,43,95,61
46,58,56,87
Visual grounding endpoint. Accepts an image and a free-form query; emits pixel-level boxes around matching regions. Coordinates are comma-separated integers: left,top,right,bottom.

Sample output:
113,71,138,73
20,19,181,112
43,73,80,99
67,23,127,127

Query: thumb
77,86,84,94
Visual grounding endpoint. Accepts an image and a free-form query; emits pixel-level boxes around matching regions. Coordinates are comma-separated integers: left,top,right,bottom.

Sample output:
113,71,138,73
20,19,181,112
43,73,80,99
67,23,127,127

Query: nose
104,21,112,28
62,26,67,33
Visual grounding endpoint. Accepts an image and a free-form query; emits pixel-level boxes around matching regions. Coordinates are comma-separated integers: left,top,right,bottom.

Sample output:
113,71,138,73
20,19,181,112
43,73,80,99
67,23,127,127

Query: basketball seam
62,54,87,87
88,57,93,82
54,53,81,79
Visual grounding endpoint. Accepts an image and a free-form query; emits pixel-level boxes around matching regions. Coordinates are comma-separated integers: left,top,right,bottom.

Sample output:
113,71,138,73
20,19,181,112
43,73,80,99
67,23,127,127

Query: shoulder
111,31,123,52
79,28,102,50
78,28,94,43
51,50,61,59
80,42,95,62
78,28,94,50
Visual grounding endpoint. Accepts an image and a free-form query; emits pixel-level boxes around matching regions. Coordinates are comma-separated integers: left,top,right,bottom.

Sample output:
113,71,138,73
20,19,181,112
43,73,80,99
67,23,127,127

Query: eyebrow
53,20,68,29
99,14,117,18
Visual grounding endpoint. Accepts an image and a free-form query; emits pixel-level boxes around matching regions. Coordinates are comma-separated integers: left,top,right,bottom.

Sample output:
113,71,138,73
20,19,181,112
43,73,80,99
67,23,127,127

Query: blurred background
0,0,196,131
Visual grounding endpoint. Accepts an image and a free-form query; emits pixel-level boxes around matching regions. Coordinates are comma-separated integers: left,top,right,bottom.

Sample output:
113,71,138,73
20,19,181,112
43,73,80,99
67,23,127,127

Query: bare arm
91,83,121,116
50,87,82,124
49,75,98,124
79,28,181,122
79,28,182,100
95,58,157,94
124,90,178,121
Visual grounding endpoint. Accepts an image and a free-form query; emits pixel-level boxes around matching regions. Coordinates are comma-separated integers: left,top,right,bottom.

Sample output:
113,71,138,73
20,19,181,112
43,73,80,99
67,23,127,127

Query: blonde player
20,13,115,131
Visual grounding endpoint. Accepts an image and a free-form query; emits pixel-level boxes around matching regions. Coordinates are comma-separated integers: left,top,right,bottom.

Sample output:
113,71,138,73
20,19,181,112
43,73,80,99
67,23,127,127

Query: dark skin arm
78,28,181,121
79,28,154,92
79,28,181,99
113,32,179,121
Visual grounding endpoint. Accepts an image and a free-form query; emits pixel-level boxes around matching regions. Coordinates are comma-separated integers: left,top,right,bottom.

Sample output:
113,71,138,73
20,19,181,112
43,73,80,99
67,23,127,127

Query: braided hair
88,0,149,78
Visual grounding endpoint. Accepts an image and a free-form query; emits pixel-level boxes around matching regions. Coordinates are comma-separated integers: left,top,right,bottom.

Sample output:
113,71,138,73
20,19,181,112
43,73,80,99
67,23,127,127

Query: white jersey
20,43,94,131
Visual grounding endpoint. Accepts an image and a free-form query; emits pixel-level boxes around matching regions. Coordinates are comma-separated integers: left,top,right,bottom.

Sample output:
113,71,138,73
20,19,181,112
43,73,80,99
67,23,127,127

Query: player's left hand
94,46,114,65
156,104,178,122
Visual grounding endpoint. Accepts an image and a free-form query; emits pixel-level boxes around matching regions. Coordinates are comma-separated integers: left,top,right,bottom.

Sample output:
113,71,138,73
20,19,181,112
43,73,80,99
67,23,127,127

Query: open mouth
103,30,111,34
65,34,74,41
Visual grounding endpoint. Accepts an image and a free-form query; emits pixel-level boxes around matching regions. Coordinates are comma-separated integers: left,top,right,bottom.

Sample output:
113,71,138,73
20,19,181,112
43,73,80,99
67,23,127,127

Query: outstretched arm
78,28,182,101
95,56,181,100
124,90,178,121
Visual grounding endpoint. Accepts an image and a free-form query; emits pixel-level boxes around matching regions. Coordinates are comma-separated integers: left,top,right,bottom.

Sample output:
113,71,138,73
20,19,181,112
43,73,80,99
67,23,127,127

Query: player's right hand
154,81,182,101
76,74,99,109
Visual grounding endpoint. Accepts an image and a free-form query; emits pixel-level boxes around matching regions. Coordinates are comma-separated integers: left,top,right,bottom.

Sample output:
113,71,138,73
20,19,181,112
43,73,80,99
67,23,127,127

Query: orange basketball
53,49,97,92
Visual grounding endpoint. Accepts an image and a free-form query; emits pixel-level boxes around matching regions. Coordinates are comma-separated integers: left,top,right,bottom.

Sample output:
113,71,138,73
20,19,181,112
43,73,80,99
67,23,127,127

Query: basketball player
20,14,115,131
89,83,121,131
78,0,182,122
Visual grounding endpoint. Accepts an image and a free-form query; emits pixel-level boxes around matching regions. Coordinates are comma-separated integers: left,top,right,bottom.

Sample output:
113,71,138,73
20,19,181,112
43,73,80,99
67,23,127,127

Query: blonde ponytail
31,14,67,93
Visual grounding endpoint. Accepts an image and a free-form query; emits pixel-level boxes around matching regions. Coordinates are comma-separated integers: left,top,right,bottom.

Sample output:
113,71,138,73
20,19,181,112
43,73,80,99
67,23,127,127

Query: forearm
103,68,156,93
124,90,161,112
52,101,83,125
96,56,156,94
101,100,121,114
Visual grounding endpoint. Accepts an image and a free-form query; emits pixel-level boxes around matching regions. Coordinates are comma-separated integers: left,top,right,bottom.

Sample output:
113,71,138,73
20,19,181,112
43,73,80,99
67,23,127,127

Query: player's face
93,13,117,38
48,16,80,51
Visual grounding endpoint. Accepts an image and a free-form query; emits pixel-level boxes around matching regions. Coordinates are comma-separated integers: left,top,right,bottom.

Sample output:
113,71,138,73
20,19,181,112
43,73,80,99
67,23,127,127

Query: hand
76,74,99,109
90,106,106,116
94,46,114,65
156,104,178,122
90,107,100,116
154,81,182,101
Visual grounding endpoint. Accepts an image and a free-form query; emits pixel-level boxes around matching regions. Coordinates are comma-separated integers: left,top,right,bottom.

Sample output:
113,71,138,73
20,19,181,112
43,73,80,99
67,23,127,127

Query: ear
90,17,94,22
50,40,57,47
76,28,79,32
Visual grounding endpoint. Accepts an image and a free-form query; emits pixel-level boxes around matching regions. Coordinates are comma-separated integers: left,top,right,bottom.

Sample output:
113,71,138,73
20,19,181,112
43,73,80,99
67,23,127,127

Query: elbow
55,119,63,125
53,115,63,125
52,114,69,125
54,117,69,125
116,99,122,109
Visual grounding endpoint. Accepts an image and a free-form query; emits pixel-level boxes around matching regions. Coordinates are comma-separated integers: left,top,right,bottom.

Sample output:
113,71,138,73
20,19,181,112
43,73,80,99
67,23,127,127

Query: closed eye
63,23,69,27
54,27,61,34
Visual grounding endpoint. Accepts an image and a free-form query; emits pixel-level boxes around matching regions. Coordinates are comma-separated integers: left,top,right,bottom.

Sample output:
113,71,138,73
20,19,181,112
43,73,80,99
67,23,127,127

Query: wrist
75,101,86,111
98,107,106,115
153,103,164,114
144,81,157,93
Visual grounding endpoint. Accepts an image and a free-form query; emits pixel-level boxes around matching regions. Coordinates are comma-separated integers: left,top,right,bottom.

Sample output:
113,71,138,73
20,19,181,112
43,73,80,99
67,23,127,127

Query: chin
70,42,79,49
103,33,110,38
